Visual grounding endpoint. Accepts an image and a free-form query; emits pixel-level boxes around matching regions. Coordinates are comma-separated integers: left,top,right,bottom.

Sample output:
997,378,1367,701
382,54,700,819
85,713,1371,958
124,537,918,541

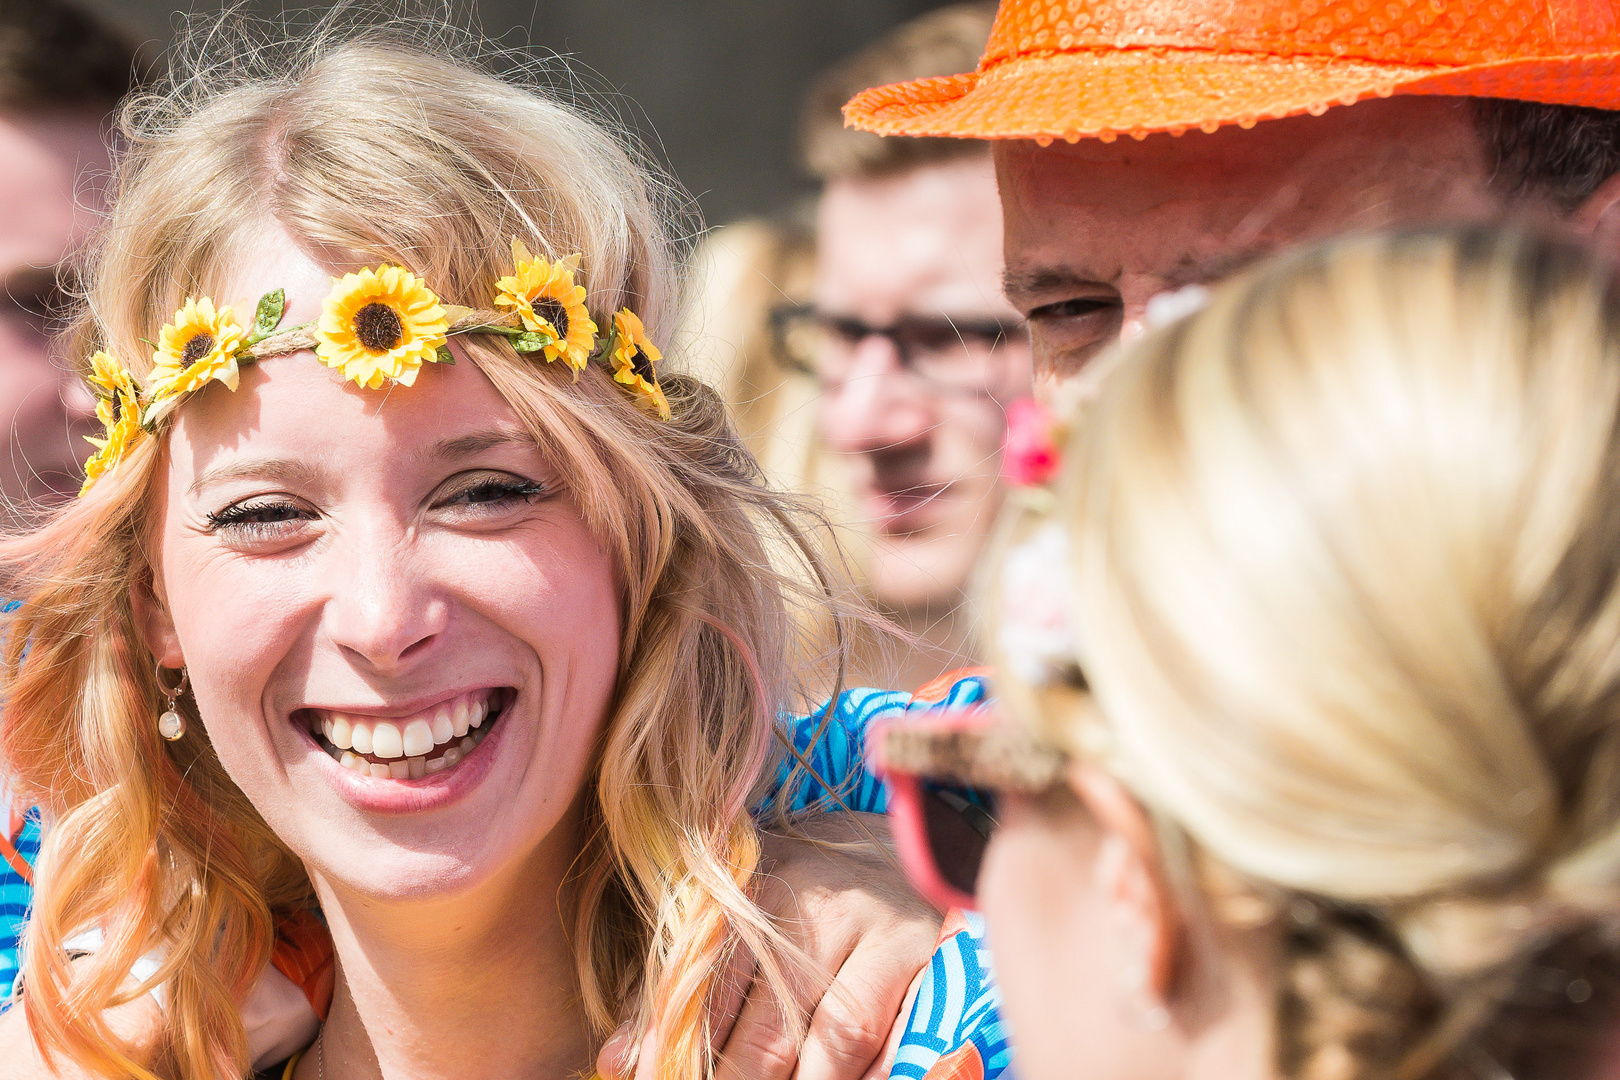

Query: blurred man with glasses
779,2,1030,688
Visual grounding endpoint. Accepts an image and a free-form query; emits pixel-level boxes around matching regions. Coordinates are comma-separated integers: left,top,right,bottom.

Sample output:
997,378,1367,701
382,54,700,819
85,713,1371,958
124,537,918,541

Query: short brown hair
800,3,994,182
0,0,144,109
1475,99,1620,211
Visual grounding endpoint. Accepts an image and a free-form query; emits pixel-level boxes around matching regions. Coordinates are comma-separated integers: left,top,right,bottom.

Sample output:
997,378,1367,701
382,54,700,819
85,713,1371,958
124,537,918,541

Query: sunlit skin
994,96,1620,403
815,155,1030,682
137,238,616,1080
0,108,103,515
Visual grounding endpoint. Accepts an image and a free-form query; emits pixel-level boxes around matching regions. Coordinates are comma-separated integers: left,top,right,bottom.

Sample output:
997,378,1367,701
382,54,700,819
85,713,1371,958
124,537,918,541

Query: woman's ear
131,577,183,669
1573,171,1620,255
1068,761,1181,1000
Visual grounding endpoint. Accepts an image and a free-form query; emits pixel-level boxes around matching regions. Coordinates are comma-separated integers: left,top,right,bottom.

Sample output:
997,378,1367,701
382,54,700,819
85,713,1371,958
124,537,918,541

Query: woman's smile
297,685,526,816
303,686,512,779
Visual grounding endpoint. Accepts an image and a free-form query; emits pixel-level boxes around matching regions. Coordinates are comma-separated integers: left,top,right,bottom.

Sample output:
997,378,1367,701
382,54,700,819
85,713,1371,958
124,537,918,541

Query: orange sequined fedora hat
844,0,1620,143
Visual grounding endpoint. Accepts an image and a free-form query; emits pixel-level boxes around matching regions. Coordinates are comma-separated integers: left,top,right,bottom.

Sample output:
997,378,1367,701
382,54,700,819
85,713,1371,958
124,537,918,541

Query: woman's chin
272,688,592,902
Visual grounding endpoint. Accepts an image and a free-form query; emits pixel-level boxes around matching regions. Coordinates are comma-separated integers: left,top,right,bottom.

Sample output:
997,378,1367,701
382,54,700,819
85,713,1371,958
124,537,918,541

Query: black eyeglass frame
769,304,1028,394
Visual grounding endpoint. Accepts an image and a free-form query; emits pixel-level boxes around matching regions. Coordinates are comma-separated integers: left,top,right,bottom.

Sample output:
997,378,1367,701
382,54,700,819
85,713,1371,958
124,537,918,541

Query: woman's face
141,238,621,901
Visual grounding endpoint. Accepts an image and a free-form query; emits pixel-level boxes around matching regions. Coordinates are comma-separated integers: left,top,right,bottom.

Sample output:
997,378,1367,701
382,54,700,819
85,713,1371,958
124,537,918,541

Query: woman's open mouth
303,688,512,780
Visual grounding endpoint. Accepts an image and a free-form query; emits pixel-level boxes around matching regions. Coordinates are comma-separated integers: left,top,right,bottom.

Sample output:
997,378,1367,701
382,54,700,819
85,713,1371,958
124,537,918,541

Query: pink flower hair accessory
1002,398,1061,488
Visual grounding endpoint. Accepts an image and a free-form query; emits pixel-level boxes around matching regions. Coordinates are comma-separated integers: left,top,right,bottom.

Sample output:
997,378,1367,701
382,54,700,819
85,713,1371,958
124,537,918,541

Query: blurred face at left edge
0,107,105,520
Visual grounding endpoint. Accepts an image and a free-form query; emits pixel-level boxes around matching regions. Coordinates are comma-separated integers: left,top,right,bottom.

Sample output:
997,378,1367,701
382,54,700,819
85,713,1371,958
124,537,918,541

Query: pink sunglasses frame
868,706,1066,913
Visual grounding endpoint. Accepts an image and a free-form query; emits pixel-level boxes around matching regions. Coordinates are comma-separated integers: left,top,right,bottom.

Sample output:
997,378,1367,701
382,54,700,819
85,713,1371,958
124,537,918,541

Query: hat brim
844,48,1620,142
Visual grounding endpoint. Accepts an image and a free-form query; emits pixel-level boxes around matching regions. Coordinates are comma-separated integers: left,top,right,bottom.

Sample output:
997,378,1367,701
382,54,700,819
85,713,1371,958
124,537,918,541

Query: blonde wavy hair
0,22,849,1080
997,228,1620,1080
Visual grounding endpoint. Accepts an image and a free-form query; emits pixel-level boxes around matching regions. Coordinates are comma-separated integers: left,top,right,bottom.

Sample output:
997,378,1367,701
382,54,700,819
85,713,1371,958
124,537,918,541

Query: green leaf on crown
512,332,547,353
435,345,455,365
250,289,286,343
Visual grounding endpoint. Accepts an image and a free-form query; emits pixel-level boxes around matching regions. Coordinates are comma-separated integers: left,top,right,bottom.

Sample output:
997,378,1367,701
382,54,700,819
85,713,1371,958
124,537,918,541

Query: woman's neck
299,812,596,1080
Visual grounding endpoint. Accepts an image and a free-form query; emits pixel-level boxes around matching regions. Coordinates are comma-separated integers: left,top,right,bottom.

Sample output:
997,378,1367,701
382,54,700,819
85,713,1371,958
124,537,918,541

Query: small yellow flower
494,240,597,373
315,266,450,389
86,349,137,403
85,349,140,444
147,297,247,408
80,372,144,495
608,308,670,420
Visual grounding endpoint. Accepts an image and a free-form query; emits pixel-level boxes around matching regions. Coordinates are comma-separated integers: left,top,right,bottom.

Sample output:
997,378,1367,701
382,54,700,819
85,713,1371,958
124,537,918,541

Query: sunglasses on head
868,706,1072,912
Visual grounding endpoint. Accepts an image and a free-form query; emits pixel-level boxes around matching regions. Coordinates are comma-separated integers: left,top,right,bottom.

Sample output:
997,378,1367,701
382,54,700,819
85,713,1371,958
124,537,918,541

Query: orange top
844,0,1620,142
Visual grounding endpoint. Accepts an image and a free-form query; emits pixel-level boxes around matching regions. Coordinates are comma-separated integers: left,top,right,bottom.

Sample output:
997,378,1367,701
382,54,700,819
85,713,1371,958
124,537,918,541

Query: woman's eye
439,477,547,512
205,499,316,540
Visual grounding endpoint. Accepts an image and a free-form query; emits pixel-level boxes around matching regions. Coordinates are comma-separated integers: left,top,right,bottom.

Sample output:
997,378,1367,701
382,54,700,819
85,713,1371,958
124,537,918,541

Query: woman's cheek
979,797,1108,1080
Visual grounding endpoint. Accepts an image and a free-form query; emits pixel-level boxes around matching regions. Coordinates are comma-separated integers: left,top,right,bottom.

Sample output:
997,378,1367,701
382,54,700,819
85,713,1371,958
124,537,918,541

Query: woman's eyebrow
188,458,325,496
422,428,540,461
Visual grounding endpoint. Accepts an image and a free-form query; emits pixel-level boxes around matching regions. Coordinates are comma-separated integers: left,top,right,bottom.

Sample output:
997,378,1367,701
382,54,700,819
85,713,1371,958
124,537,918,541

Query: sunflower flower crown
78,241,671,495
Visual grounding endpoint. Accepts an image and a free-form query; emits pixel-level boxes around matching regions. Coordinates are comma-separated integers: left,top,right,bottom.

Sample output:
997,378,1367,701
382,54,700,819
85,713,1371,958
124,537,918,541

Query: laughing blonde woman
0,25,968,1080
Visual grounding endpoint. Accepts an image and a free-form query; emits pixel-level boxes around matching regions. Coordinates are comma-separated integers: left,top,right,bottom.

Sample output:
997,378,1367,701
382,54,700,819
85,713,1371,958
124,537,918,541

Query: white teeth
431,708,454,746
403,719,435,757
371,722,405,760
319,692,501,776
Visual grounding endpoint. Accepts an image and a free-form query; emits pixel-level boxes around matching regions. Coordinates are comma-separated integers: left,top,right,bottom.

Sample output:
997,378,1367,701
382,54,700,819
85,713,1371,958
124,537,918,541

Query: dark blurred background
79,0,956,227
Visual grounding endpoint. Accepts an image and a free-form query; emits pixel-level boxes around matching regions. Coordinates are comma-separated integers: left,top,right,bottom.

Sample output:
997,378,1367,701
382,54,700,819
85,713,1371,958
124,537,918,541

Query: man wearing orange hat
845,0,1620,400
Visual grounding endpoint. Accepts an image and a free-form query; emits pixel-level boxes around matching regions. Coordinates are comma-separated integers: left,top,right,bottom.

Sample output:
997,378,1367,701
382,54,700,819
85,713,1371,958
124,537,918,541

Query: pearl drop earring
156,661,188,742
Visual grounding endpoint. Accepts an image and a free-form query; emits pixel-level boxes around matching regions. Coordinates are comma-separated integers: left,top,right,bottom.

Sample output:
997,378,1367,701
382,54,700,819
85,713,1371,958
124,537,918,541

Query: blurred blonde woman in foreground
876,228,1620,1080
0,24,959,1080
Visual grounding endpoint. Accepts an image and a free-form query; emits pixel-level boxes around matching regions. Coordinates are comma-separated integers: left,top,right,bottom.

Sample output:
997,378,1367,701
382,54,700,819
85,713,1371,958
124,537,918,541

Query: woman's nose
322,532,449,673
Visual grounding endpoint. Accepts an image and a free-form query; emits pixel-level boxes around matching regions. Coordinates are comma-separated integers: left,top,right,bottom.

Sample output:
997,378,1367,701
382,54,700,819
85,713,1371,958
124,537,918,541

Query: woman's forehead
166,345,530,486
218,230,341,326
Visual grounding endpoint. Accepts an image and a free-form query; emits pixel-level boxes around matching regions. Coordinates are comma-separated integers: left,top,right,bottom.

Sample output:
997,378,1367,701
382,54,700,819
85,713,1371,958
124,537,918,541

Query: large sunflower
607,308,670,420
315,266,450,389
81,352,144,494
145,297,247,420
494,240,597,373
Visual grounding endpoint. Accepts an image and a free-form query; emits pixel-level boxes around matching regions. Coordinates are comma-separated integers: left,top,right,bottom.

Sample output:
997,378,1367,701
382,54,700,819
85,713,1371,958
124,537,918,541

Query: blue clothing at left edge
0,676,1011,1080
0,806,40,998
762,674,1013,1080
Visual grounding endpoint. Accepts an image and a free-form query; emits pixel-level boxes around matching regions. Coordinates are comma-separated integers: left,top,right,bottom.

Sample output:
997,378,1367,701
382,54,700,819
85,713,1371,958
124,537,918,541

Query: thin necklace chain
318,1030,326,1080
